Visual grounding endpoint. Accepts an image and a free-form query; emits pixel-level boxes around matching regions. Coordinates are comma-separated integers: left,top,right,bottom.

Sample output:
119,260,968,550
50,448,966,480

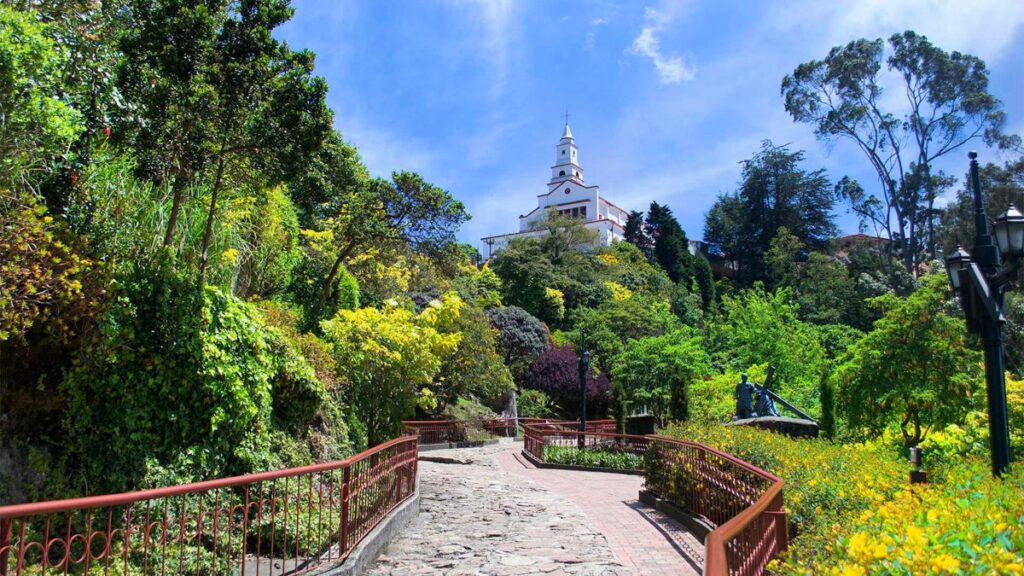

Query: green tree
783,31,1017,271
0,5,83,189
693,254,716,311
704,141,835,287
490,239,557,320
610,329,711,426
288,131,370,228
117,0,224,247
322,294,462,445
797,252,859,325
937,158,1024,254
623,209,652,258
319,171,468,303
196,0,332,280
567,293,683,373
486,305,550,383
765,226,805,290
432,304,514,412
646,202,693,285
833,275,983,446
713,285,825,411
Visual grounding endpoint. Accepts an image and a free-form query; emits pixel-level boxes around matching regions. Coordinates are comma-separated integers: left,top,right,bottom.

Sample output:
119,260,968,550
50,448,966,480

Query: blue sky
276,0,1024,252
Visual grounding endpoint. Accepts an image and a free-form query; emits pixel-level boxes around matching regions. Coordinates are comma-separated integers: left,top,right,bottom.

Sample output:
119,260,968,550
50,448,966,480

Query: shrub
544,445,642,471
659,422,906,563
322,294,462,445
517,389,554,418
522,345,610,418
689,371,740,423
781,462,1024,575
610,329,711,425
486,305,550,381
62,255,333,493
0,193,95,342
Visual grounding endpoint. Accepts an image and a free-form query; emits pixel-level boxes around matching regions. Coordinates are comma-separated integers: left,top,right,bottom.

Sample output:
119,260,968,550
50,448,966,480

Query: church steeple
551,122,584,185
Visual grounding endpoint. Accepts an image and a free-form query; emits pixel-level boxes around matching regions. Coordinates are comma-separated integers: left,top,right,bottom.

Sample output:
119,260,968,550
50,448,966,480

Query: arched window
562,150,566,155
559,170,565,177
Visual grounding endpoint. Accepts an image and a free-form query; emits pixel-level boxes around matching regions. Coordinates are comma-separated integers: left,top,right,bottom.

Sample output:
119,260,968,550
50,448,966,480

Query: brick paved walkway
496,449,702,575
366,441,701,575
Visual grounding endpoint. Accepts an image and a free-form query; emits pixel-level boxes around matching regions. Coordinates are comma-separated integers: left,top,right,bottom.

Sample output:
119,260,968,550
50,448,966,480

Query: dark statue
730,366,819,438
734,370,780,419
734,373,755,419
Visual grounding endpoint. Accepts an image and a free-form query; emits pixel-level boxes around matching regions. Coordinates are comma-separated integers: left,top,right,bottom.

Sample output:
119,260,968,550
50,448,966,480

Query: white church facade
481,123,629,255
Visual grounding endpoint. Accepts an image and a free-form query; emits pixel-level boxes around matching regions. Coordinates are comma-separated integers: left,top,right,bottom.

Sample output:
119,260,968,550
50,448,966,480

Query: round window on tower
564,188,570,194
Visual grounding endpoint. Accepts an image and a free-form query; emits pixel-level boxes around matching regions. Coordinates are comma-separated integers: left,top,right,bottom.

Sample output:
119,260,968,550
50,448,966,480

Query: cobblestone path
365,441,701,575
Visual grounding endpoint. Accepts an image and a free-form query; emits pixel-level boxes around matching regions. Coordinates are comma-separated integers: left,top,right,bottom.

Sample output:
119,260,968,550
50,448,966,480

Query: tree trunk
197,154,228,284
319,241,357,303
162,167,190,248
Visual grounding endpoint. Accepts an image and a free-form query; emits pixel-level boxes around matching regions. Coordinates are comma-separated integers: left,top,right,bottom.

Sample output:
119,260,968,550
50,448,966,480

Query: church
481,122,629,255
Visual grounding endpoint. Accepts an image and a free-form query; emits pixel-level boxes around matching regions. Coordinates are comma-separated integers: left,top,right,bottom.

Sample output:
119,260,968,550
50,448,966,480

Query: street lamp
993,204,1024,263
945,151,1021,477
945,246,971,291
578,349,591,449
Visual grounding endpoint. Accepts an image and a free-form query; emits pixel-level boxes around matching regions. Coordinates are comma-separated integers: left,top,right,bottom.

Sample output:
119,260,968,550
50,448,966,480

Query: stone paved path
365,441,701,575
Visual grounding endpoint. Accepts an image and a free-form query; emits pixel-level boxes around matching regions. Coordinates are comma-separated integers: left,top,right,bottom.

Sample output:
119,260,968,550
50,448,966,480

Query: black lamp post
578,349,591,449
945,151,1024,477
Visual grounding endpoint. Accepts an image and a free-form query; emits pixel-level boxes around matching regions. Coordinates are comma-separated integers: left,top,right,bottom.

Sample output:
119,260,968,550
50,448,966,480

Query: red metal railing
522,425,786,576
403,418,617,446
0,435,418,576
402,418,523,445
517,418,617,433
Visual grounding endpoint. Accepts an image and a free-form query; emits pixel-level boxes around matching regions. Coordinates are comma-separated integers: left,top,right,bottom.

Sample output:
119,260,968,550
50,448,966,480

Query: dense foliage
834,275,983,446
0,7,1019,573
522,345,611,418
610,329,710,425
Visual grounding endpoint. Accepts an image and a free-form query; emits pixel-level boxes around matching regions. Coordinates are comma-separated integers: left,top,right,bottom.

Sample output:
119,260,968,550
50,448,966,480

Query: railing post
340,467,350,556
0,518,11,576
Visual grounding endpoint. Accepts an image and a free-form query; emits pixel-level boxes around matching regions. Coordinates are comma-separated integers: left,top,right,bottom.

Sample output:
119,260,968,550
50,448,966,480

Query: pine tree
623,210,652,258
645,202,693,286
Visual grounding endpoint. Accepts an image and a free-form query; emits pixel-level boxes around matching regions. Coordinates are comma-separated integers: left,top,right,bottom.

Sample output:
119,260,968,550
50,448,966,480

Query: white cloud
629,6,696,84
445,0,520,97
591,17,609,25
766,0,1024,65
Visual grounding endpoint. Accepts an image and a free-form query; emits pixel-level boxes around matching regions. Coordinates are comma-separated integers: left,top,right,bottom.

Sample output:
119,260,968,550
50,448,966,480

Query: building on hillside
832,233,890,256
481,122,628,256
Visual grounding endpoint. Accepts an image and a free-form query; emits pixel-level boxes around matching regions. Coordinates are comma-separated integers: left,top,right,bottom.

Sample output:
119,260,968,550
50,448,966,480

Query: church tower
550,122,584,185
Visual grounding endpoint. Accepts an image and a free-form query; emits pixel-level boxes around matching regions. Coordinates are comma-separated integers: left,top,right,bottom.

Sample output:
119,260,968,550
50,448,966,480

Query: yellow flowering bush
604,280,633,301
793,463,1024,575
663,423,1024,575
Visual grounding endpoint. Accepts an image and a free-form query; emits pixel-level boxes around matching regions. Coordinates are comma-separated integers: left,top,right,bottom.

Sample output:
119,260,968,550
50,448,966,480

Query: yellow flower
905,525,926,548
839,564,866,576
930,554,960,573
847,533,869,557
